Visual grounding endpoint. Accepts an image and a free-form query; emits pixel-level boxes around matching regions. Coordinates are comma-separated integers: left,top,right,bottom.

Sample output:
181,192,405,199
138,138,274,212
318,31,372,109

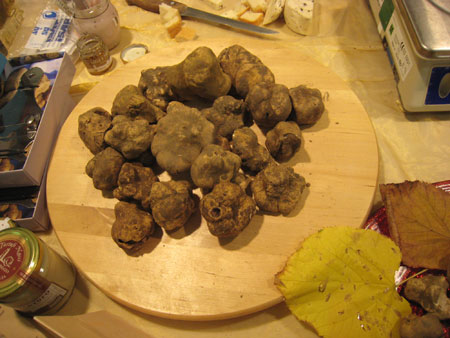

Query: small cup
77,33,113,75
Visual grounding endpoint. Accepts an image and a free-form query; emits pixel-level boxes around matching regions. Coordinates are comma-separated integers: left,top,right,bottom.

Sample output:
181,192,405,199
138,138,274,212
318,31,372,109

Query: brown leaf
380,181,450,270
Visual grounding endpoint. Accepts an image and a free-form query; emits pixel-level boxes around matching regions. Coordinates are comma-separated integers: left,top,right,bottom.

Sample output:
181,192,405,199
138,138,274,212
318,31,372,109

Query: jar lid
0,228,41,298
120,44,149,64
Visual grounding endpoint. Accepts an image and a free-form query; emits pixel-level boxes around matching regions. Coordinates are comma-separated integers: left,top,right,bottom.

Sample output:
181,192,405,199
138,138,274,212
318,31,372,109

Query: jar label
15,282,68,314
0,240,24,282
18,270,51,292
13,260,69,314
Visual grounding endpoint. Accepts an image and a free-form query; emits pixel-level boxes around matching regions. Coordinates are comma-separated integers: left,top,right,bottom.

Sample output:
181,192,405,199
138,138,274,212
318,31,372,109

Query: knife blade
126,0,278,35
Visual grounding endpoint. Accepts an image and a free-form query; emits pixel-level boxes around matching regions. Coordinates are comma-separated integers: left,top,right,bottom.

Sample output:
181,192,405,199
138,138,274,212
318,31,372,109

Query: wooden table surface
46,38,378,321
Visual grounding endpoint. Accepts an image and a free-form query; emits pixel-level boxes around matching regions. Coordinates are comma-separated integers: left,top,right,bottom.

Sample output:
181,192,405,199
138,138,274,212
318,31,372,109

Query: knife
126,0,278,35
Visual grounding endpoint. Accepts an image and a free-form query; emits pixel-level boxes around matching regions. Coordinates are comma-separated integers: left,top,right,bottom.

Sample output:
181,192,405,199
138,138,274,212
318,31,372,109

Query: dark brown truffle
111,201,156,251
149,180,196,231
113,162,159,210
85,147,125,191
265,121,302,162
246,82,291,129
111,84,165,123
78,107,112,154
251,162,306,215
231,127,273,173
289,85,324,125
200,182,256,237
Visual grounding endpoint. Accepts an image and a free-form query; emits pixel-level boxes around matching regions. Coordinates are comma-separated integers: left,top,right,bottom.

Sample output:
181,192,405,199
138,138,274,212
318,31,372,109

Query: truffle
190,144,241,190
399,313,444,338
78,107,112,154
265,121,302,162
149,180,196,231
404,275,450,320
111,201,156,251
202,95,246,140
251,162,306,215
200,182,256,237
113,162,159,210
218,44,275,98
111,84,165,123
105,115,155,160
231,127,272,173
165,46,232,101
289,85,324,125
138,66,174,111
151,101,215,174
246,82,292,129
85,147,125,191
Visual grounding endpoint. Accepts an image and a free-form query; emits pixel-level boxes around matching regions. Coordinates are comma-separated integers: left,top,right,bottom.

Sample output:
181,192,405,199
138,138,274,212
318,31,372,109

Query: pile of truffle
78,45,324,253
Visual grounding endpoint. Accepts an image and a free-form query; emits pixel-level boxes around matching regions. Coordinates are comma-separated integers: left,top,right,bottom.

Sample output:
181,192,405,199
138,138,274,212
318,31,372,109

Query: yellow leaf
276,227,411,338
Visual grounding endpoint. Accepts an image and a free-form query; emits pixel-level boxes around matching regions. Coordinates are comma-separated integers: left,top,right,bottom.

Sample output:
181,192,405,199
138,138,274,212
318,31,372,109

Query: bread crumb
222,10,239,20
175,26,198,42
239,11,264,25
159,3,182,38
200,0,224,10
222,5,249,20
244,0,267,13
236,4,250,16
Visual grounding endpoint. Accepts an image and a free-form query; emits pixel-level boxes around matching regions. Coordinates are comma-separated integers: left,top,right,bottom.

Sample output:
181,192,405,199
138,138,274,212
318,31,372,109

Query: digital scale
368,0,450,112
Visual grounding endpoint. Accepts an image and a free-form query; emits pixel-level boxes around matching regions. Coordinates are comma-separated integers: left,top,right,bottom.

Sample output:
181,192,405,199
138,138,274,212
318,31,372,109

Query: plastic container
0,227,76,316
72,0,121,50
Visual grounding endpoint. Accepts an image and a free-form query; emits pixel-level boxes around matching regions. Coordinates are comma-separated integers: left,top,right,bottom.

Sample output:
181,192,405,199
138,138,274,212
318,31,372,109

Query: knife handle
126,0,187,14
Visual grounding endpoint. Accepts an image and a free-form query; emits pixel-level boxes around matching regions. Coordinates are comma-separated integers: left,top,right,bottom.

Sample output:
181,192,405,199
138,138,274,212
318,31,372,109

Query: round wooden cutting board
47,39,378,320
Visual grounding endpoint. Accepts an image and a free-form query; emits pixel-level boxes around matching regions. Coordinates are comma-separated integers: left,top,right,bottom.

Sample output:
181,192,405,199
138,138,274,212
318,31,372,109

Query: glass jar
0,227,76,316
72,0,121,50
77,33,113,75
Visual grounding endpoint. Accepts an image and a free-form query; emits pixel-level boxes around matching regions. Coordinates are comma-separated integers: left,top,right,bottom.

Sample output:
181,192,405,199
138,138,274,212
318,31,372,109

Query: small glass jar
72,0,121,50
0,227,76,316
77,33,113,75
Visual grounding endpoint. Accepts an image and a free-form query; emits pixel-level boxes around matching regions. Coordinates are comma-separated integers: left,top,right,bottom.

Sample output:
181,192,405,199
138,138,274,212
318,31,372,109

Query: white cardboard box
0,53,75,188
14,171,49,231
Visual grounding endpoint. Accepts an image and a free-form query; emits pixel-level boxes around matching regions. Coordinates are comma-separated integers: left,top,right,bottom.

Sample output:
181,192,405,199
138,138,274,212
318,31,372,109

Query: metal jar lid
396,0,450,59
0,228,41,299
120,44,149,64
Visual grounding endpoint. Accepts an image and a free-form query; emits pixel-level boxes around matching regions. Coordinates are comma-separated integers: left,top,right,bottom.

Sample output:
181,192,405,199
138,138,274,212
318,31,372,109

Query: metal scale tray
370,0,450,112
